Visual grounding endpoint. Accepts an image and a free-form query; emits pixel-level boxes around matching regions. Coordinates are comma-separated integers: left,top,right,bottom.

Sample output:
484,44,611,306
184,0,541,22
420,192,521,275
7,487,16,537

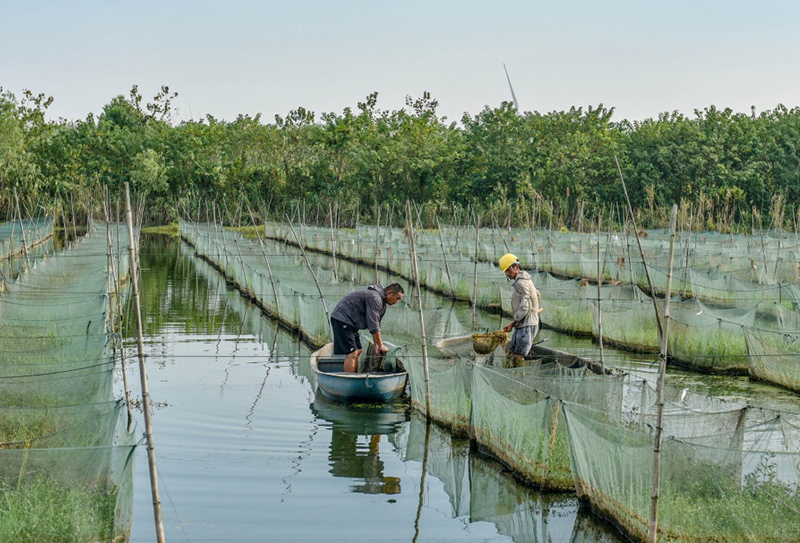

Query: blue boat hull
311,344,408,403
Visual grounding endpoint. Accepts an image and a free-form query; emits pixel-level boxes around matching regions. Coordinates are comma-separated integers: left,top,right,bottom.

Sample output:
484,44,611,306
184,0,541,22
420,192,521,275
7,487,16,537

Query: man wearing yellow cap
499,253,542,365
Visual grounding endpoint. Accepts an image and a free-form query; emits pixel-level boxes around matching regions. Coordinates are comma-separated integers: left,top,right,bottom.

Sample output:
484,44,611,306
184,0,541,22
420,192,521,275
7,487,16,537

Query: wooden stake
13,188,30,271
105,193,133,430
596,210,604,372
407,201,432,417
375,206,381,282
615,156,663,339
124,182,166,543
648,204,678,543
472,213,481,321
329,202,339,282
286,216,331,327
436,217,456,299
247,204,281,316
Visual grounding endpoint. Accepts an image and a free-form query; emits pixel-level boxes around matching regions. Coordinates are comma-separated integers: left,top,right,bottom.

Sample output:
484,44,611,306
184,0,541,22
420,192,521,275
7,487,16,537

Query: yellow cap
499,253,518,272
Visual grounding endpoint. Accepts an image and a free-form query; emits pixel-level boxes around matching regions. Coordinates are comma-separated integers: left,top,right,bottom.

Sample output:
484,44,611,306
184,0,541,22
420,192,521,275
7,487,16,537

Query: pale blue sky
2,1,799,124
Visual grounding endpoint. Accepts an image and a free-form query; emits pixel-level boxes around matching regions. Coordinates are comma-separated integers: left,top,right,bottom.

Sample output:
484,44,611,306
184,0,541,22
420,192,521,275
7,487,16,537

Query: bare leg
344,349,362,373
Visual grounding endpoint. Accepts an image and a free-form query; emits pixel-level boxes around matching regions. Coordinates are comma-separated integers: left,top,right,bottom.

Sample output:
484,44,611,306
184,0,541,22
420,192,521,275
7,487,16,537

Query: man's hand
377,343,389,354
502,323,514,333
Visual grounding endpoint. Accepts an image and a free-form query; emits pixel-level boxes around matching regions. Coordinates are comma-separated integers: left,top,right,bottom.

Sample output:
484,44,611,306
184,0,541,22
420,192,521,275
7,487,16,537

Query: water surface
124,235,624,542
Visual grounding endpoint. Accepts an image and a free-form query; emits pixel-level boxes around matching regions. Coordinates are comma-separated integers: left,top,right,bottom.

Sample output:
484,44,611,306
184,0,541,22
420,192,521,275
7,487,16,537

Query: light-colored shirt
511,270,541,328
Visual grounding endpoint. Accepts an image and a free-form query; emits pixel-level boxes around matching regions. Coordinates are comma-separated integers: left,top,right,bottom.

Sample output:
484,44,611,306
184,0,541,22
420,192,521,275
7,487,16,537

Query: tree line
1,85,799,230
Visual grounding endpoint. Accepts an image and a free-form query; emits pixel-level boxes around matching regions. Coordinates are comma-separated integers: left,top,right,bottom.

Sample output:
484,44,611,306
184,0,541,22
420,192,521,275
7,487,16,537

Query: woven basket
470,330,508,355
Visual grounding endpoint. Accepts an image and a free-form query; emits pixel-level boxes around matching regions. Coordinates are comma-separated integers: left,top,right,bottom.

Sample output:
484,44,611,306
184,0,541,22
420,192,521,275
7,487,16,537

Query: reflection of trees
132,234,245,334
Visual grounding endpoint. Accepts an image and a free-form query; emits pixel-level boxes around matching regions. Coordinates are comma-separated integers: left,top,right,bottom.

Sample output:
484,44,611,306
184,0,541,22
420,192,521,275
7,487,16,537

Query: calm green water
125,235,624,543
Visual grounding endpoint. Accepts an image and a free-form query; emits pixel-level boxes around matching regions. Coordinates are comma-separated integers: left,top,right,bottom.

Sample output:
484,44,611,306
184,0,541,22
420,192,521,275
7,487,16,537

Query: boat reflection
311,390,409,496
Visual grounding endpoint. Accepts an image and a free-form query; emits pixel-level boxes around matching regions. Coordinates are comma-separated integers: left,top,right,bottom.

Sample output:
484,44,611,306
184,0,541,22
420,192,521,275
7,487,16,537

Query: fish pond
124,234,625,543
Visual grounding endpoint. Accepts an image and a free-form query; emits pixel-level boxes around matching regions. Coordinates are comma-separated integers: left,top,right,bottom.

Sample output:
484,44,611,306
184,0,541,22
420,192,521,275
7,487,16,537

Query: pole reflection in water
395,412,626,543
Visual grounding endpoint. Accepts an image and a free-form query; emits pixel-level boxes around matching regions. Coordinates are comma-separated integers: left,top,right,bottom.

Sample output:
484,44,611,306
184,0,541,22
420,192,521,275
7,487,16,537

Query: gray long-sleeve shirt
330,284,387,334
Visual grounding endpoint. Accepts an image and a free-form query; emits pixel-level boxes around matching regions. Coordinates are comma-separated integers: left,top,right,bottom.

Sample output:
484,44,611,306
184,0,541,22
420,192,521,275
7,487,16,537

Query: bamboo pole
355,203,361,260
407,201,432,417
375,205,381,282
124,182,166,543
14,188,30,271
615,155,663,340
105,195,133,430
285,215,331,327
70,192,78,240
596,210,605,371
472,213,481,323
20,198,48,253
495,212,511,254
490,211,499,262
247,205,281,316
623,206,639,301
758,211,768,277
648,204,678,543
329,202,339,282
435,217,456,298
682,206,693,298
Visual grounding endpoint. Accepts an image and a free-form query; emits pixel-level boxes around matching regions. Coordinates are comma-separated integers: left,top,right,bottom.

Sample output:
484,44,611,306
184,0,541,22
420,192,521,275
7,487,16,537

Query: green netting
0,422,138,543
563,402,800,542
0,400,121,445
471,366,572,490
744,328,800,392
207,219,800,393
184,220,800,542
405,348,472,434
665,298,752,373
595,299,659,352
0,218,54,261
0,223,136,541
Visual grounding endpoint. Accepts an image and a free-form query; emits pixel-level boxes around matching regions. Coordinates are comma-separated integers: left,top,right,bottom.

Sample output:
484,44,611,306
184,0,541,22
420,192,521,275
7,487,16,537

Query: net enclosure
0,223,137,542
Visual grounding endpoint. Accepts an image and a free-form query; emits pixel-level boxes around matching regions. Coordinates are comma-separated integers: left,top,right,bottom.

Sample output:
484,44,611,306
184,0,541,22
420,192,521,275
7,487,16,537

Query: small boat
435,334,619,375
310,343,408,402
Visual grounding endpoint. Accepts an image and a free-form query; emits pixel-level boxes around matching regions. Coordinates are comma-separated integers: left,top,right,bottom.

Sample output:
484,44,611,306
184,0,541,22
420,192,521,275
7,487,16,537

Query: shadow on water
128,233,628,543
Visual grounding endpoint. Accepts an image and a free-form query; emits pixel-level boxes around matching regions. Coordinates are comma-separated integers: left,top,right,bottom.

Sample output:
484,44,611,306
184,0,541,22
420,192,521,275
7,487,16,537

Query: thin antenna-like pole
503,63,520,111
124,182,166,543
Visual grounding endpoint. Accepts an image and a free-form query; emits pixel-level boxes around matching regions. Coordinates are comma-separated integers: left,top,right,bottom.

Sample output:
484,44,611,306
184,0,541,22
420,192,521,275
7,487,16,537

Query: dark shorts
508,325,538,356
331,318,362,355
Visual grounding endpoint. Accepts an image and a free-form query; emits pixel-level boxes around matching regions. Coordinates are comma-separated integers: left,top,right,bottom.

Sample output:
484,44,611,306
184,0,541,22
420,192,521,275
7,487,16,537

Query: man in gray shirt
330,283,405,372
